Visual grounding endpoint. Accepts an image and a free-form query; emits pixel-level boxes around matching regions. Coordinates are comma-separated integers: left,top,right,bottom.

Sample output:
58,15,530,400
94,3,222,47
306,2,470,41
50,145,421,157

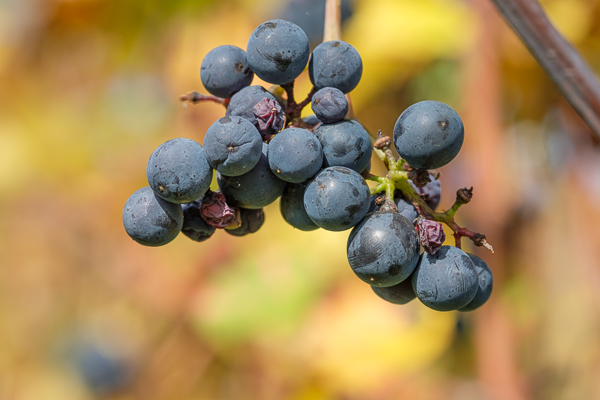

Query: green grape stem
368,133,494,253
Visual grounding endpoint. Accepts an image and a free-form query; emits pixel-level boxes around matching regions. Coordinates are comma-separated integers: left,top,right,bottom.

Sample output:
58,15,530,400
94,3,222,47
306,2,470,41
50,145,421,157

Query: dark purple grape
302,114,322,128
226,85,278,128
416,219,445,255
72,340,131,395
146,138,213,204
394,101,464,170
410,174,441,210
253,97,285,138
313,119,371,173
246,19,310,85
200,45,253,98
268,127,323,183
371,278,416,305
280,182,319,231
411,246,478,311
281,0,353,48
303,166,370,231
459,254,493,312
225,208,265,236
199,190,236,229
309,41,362,93
122,187,183,246
347,211,420,287
311,87,348,124
368,193,418,222
361,159,371,175
203,116,263,176
217,143,286,209
181,200,216,242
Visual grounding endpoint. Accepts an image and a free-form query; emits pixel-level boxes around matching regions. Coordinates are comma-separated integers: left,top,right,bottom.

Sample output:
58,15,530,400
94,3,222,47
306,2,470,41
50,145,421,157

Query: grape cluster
123,19,493,313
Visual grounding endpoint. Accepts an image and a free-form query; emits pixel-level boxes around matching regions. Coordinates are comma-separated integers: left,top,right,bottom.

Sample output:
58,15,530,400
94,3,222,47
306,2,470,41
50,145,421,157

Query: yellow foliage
292,279,455,393
544,0,594,44
344,0,477,109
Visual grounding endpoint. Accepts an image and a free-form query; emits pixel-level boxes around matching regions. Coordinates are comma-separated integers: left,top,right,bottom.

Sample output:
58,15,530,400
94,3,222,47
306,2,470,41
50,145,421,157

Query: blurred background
1,0,600,399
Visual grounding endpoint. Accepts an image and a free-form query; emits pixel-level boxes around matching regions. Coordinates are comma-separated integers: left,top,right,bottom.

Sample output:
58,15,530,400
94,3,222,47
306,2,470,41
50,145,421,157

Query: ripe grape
309,41,362,93
303,166,370,231
371,278,416,305
226,85,278,128
459,254,493,311
369,193,418,222
217,143,285,209
311,87,348,124
181,200,215,242
411,245,479,311
72,341,131,395
302,114,322,127
203,116,263,176
225,208,265,236
146,138,212,204
268,127,323,183
280,182,319,231
411,174,441,210
246,19,310,85
281,0,353,47
394,101,464,170
200,45,254,98
347,211,420,287
122,187,183,246
313,119,371,173
361,159,371,174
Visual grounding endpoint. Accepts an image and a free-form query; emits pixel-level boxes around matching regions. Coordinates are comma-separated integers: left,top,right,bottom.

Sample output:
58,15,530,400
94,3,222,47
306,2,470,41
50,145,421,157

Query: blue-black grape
303,166,370,231
122,187,183,246
311,87,348,124
361,159,371,175
181,200,215,242
200,45,254,98
459,254,493,312
203,116,263,176
72,341,131,395
303,114,322,127
226,85,278,128
246,19,310,85
280,181,319,231
411,245,479,311
347,211,420,287
281,0,353,47
411,174,441,210
396,198,418,222
369,193,418,222
309,41,362,93
394,101,464,170
217,143,285,209
225,208,265,236
313,119,371,173
268,127,323,183
371,278,416,305
146,138,212,204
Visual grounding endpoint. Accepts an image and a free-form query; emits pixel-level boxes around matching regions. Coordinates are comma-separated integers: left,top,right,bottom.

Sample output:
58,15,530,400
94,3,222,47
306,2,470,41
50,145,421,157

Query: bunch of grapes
123,19,493,312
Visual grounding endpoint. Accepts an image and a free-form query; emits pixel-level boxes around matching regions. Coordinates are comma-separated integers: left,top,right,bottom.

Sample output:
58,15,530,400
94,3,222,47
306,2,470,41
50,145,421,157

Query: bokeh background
1,0,600,399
